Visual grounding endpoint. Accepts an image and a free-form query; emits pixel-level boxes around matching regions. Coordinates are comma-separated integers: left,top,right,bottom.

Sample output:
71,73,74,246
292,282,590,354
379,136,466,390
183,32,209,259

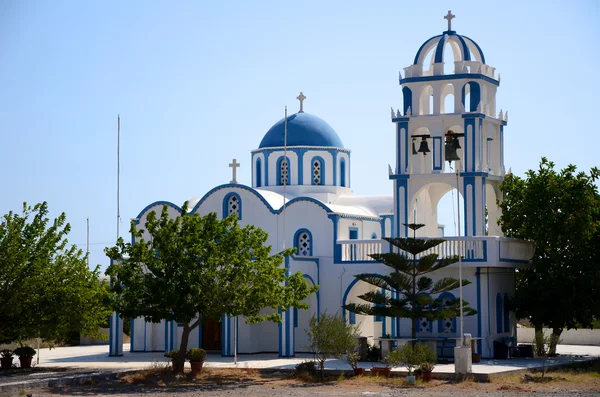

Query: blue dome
259,112,344,149
413,31,486,66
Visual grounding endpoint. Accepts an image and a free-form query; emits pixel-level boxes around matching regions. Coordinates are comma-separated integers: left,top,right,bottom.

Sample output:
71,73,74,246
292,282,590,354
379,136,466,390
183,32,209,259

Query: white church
109,12,534,360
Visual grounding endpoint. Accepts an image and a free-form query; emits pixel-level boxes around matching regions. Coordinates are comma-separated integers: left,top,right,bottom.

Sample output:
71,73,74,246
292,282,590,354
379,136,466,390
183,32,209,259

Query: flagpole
117,115,120,242
282,106,288,250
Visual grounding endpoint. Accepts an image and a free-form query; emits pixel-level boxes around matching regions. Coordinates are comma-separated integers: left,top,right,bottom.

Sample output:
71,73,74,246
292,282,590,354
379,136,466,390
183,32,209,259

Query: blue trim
349,311,356,324
115,315,120,355
276,155,291,186
264,152,270,186
476,268,482,354
487,268,491,356
221,314,226,356
495,293,503,333
433,33,447,63
503,293,510,333
164,321,168,353
402,87,412,115
191,183,334,216
437,292,457,334
302,273,320,318
462,35,486,64
293,307,298,327
341,274,380,321
228,316,232,357
198,323,202,349
371,232,377,239
413,34,443,64
310,156,325,185
278,308,282,356
135,201,183,220
400,74,499,87
349,227,359,240
340,158,346,187
170,321,174,352
294,228,313,256
389,174,411,180
256,157,262,187
222,192,242,220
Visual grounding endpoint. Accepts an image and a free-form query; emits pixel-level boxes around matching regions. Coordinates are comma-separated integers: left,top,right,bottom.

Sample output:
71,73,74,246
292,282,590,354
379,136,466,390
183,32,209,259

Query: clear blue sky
1,0,598,273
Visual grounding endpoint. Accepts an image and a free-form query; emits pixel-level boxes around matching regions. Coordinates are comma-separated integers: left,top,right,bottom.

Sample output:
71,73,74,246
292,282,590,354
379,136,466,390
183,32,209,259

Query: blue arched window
402,86,413,115
496,293,503,333
311,157,325,185
340,158,346,187
294,229,312,256
371,232,377,239
417,293,433,333
437,292,456,334
256,158,262,188
503,293,510,333
277,156,291,186
223,192,242,220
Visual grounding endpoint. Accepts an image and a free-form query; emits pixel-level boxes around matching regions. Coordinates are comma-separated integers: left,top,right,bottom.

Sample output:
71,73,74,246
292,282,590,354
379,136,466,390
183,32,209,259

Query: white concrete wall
517,328,600,346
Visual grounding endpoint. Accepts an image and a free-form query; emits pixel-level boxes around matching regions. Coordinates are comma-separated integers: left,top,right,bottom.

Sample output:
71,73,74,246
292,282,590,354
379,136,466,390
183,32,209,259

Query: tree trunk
549,327,562,357
533,323,544,356
173,323,192,374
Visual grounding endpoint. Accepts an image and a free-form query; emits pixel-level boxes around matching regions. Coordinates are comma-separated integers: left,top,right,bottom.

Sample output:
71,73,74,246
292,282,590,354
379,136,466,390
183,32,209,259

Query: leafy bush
386,343,436,375
305,312,359,379
347,352,360,369
185,348,206,362
14,346,36,358
366,343,381,362
419,361,435,372
295,360,316,373
166,349,180,359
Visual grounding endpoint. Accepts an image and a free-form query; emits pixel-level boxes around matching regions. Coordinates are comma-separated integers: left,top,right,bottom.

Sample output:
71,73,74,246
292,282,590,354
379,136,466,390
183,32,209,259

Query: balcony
336,236,534,267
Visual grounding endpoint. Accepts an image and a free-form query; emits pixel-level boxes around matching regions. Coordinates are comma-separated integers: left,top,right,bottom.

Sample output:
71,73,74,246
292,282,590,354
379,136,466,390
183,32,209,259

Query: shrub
185,348,207,362
295,360,316,373
366,343,381,362
347,351,360,369
386,343,436,375
14,346,36,358
166,349,180,359
419,361,435,373
0,350,13,359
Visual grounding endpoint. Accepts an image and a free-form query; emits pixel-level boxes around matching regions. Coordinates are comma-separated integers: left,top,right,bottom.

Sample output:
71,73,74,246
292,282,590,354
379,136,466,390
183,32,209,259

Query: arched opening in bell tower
441,83,455,114
410,182,464,238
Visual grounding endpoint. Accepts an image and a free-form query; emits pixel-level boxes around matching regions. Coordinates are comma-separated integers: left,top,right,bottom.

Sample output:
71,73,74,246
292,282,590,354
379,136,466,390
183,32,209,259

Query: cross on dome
296,92,306,113
229,158,240,183
444,10,455,31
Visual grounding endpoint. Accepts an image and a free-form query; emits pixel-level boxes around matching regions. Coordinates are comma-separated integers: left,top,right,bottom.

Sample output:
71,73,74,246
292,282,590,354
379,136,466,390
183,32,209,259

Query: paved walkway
31,343,600,375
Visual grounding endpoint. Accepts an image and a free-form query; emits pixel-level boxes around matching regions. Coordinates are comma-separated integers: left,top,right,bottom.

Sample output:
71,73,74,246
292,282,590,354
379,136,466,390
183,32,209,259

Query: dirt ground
6,366,600,397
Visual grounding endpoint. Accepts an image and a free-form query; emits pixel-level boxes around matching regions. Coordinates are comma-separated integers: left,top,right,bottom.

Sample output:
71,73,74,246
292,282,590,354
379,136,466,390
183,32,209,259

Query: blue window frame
340,158,346,187
349,227,358,240
311,156,325,185
294,229,313,257
349,311,356,325
256,158,262,187
222,192,242,220
277,156,291,186
371,232,377,239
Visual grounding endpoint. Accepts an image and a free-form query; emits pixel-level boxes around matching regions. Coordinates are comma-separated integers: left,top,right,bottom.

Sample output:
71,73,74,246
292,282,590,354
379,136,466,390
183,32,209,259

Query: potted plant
166,349,180,368
418,361,435,382
13,346,36,369
185,348,207,375
1,350,13,370
347,352,364,376
393,342,436,384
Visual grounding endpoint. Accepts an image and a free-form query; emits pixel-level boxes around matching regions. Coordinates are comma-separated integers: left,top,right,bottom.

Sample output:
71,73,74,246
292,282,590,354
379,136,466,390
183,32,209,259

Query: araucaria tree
343,224,476,341
105,203,318,374
0,202,112,344
499,158,600,355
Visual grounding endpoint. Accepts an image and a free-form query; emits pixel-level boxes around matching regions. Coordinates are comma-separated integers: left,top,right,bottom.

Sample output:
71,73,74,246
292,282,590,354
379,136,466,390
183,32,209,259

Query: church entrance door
202,319,222,351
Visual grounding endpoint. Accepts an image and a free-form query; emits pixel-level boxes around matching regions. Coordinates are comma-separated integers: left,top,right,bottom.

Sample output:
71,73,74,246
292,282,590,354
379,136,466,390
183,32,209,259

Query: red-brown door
202,319,222,351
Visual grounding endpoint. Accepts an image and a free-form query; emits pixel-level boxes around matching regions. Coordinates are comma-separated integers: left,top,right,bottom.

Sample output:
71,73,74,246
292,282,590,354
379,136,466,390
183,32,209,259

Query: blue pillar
108,312,123,356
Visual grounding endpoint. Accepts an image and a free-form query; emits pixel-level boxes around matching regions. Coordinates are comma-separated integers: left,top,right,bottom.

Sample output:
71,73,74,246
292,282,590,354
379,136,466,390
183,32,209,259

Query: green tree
0,202,111,344
305,312,358,379
498,158,600,355
105,203,318,374
343,224,476,341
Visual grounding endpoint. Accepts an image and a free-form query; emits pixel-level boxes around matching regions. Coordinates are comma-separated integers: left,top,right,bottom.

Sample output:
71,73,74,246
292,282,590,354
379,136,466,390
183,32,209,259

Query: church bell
445,138,460,162
417,137,430,155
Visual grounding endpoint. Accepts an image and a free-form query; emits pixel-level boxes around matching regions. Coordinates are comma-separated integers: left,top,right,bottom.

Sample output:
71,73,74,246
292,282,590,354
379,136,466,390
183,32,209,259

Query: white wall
518,328,600,346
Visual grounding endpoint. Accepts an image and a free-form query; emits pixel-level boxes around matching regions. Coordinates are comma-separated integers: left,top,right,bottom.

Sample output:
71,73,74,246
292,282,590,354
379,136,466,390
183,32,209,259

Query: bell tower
390,11,507,238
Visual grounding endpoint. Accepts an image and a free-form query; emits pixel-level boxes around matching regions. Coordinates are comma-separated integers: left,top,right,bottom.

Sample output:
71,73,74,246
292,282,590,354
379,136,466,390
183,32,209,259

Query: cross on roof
296,92,306,113
444,10,455,31
229,159,240,183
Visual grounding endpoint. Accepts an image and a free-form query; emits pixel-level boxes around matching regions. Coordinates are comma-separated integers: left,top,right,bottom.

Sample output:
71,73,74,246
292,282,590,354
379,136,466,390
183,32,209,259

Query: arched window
311,157,324,185
294,229,312,256
402,87,413,115
496,293,503,333
503,293,510,333
371,232,377,239
438,293,456,334
223,192,242,220
462,81,481,112
277,156,290,186
417,293,432,333
256,158,262,188
340,158,346,187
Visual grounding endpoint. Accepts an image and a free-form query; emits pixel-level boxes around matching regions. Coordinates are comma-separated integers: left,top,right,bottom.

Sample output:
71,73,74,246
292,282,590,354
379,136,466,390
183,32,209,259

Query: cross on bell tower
444,10,455,31
296,92,306,113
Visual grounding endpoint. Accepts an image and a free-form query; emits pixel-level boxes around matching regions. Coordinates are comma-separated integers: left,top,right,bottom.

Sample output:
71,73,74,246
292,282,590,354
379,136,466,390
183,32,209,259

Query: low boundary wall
517,327,600,346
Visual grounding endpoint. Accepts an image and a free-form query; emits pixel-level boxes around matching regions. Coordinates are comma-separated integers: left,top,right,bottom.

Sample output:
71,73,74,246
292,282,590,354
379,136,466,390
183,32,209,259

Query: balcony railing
337,236,533,266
